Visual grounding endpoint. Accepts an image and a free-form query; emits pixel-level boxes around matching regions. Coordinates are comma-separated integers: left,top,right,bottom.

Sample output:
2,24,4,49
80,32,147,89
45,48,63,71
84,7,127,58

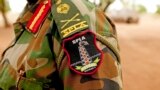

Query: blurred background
0,0,160,90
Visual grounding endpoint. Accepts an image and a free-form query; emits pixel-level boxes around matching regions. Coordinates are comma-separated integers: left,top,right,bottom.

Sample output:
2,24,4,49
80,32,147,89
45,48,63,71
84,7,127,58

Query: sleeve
51,0,123,90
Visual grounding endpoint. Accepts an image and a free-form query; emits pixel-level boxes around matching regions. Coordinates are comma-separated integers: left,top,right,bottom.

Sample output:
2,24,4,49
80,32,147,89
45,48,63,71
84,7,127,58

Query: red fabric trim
62,30,103,75
26,0,51,33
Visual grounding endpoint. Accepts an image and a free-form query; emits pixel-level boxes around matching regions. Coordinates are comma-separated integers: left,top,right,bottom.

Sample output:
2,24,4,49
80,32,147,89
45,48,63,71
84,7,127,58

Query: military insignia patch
57,3,70,14
26,0,51,34
62,30,103,75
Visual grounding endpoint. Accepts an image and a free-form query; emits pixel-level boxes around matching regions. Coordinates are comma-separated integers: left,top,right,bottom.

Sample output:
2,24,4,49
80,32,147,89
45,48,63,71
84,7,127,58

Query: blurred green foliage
87,0,115,11
0,0,10,27
156,5,160,14
135,4,147,13
98,0,115,11
0,0,10,12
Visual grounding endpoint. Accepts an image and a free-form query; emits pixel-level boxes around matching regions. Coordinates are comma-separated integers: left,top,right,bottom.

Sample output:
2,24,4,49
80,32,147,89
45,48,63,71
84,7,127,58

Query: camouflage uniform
0,0,123,90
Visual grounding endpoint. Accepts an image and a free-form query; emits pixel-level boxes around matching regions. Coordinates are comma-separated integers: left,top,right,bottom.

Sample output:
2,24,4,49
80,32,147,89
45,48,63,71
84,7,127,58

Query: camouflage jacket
0,0,122,90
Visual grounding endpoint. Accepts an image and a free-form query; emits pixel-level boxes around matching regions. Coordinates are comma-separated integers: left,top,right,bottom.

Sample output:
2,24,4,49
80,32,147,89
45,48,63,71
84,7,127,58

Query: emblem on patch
57,3,70,14
62,30,103,75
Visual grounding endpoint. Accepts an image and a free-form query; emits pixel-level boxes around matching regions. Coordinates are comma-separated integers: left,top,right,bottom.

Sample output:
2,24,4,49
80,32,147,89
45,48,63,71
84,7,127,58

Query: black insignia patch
62,30,103,75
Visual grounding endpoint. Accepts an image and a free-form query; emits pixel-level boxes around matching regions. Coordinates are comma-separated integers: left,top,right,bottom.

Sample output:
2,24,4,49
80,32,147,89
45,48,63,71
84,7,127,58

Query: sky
8,0,160,13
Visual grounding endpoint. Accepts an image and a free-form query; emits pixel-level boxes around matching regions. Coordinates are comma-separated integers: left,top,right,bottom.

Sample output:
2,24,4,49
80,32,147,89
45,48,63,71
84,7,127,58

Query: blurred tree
98,0,115,11
135,4,147,13
120,0,135,9
156,5,160,14
87,0,115,12
0,0,10,27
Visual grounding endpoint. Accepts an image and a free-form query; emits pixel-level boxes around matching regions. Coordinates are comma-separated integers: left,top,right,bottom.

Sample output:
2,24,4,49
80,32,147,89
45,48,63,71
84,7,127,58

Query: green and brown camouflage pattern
0,0,123,90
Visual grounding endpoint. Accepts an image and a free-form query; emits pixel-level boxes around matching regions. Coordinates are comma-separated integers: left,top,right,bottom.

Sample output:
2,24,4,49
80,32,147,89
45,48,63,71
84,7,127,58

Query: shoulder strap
52,0,89,39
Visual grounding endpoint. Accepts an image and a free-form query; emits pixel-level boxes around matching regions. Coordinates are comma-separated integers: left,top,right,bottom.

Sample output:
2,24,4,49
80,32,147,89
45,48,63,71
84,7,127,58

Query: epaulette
26,0,51,34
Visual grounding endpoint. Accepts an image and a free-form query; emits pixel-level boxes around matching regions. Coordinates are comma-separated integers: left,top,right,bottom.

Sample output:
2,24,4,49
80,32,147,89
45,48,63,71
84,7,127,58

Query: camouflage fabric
0,0,123,90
